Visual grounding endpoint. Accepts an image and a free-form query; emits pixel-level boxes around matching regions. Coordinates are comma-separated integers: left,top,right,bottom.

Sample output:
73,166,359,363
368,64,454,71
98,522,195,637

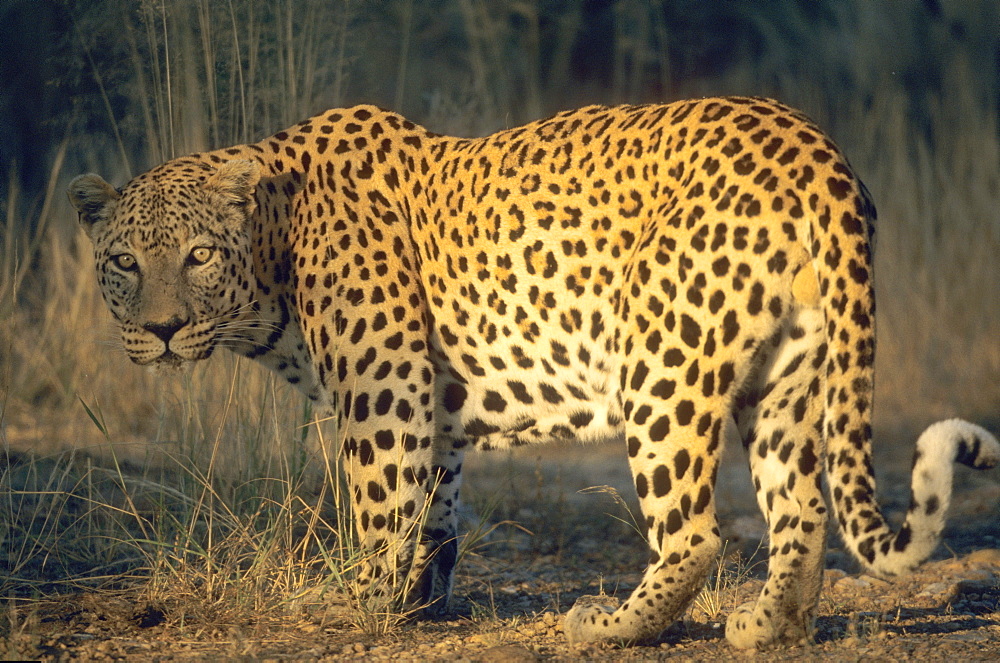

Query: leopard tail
813,177,1000,576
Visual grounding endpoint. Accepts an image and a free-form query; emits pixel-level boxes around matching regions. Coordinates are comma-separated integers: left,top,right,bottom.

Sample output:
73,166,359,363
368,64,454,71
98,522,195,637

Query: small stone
835,576,871,591
477,645,539,662
961,568,997,582
965,549,1000,566
858,575,890,590
917,581,959,602
824,568,848,585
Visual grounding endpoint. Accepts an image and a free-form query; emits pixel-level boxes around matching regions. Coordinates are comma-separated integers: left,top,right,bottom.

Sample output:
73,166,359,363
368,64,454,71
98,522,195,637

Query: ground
8,552,1000,661
3,431,999,661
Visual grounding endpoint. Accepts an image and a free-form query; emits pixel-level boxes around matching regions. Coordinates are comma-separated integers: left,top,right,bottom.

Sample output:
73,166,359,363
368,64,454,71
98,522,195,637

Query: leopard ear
204,159,261,207
67,174,120,241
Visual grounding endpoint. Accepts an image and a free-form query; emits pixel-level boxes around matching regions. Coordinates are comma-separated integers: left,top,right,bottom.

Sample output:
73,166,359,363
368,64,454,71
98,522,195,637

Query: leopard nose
143,316,189,343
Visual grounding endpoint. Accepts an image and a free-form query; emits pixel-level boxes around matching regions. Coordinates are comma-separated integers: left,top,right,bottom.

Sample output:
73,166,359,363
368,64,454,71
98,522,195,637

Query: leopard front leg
410,438,466,614
565,382,725,644
325,337,443,612
339,422,438,609
337,398,466,614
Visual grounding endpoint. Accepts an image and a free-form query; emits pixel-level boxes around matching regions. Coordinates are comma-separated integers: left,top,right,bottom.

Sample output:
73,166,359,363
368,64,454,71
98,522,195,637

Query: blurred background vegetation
4,1,998,197
0,0,998,485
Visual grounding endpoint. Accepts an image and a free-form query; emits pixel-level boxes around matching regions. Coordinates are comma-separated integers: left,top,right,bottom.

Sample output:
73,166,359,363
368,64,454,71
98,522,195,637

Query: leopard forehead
102,162,239,249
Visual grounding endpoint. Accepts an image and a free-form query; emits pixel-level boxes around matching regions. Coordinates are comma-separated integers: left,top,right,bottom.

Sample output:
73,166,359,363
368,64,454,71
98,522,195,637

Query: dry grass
0,0,997,645
863,74,1000,425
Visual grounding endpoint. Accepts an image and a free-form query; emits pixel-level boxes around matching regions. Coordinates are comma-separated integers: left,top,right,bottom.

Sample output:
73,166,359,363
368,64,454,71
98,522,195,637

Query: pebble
835,576,871,591
917,581,955,598
478,645,539,662
964,548,1000,566
858,575,891,589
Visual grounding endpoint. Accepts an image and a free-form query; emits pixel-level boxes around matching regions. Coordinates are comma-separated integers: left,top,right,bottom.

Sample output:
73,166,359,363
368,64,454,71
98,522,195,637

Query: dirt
4,438,1000,661
5,549,1000,661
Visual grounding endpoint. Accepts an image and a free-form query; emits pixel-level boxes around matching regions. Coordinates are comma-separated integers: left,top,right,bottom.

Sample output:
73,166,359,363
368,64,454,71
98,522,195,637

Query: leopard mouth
130,345,215,367
159,344,216,364
156,350,186,367
127,349,185,367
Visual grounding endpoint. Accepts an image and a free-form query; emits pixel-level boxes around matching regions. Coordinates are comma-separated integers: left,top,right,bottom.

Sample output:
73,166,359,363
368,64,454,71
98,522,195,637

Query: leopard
68,96,1000,649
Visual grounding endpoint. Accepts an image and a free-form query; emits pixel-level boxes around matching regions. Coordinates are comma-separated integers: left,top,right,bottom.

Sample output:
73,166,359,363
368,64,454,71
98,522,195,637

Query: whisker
216,318,283,330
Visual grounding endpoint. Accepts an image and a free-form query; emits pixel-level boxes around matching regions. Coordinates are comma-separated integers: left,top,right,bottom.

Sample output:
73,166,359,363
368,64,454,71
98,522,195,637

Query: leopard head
68,159,262,368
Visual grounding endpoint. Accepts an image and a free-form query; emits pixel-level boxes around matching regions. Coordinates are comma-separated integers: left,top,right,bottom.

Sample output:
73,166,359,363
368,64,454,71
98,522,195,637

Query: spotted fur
69,97,1000,648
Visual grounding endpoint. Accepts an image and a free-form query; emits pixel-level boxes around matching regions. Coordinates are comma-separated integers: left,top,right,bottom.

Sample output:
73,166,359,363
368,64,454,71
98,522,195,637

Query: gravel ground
5,549,1000,660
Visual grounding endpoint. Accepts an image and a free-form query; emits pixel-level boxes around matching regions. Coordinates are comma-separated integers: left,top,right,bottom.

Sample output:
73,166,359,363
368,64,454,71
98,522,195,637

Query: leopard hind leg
564,377,726,643
725,306,828,648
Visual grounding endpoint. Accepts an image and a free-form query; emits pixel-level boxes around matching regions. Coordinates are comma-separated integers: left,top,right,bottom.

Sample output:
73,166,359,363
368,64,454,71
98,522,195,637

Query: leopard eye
188,247,214,265
112,253,137,272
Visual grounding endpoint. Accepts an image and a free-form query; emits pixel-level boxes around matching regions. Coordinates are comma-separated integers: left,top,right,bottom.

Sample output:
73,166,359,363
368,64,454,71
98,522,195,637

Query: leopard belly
443,325,625,449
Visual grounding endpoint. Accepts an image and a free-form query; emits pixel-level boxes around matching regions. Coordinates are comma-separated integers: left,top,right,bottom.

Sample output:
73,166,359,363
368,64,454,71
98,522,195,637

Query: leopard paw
563,595,621,643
